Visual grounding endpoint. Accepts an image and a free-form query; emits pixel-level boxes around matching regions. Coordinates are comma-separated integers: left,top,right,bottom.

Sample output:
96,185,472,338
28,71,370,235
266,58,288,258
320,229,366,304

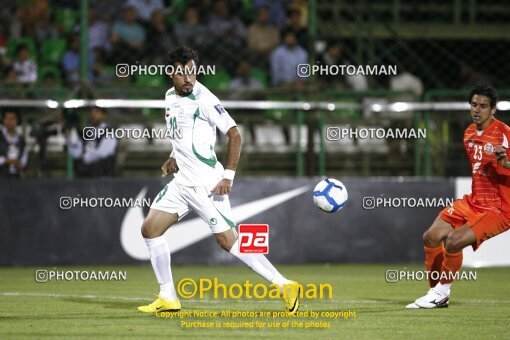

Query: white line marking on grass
0,292,375,304
0,292,273,304
1,292,149,301
3,292,507,305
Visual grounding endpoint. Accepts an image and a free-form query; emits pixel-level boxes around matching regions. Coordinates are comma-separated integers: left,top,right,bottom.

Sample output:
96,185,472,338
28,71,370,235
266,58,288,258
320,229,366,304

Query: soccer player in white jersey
137,47,300,314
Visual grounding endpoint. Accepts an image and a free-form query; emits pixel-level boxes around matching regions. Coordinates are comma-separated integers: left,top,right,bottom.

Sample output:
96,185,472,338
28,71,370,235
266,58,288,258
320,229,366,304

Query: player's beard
179,83,193,96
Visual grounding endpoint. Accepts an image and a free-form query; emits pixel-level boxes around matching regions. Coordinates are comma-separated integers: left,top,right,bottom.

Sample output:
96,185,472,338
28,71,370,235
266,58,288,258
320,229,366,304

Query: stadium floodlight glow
95,99,124,108
2,99,504,112
94,99,165,108
498,101,510,111
46,100,59,109
371,103,383,112
391,102,409,112
63,99,87,109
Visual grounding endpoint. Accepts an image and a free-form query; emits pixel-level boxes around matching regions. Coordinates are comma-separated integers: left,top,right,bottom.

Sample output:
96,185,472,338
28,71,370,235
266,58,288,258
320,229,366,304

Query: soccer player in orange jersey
407,85,510,308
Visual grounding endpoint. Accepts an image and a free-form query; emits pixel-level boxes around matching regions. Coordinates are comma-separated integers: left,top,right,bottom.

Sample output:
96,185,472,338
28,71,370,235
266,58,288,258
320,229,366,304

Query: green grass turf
1,264,509,339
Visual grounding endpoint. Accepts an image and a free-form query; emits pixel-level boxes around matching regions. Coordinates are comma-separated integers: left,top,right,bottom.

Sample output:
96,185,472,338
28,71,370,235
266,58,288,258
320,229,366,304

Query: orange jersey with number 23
463,119,510,215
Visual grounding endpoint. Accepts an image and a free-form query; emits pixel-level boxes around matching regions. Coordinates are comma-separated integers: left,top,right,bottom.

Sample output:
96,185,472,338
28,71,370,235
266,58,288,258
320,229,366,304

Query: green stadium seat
337,98,360,119
241,0,254,21
200,70,231,90
135,74,166,87
167,0,188,24
7,37,37,60
55,7,78,33
250,67,268,87
264,94,287,121
41,39,67,65
102,66,116,78
38,65,62,84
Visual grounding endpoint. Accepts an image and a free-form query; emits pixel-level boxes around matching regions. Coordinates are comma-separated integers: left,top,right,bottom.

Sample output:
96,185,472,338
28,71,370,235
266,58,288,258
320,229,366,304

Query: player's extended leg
422,216,454,287
214,228,301,315
406,216,453,309
138,209,180,313
413,224,475,309
439,224,475,286
444,224,477,253
215,228,289,286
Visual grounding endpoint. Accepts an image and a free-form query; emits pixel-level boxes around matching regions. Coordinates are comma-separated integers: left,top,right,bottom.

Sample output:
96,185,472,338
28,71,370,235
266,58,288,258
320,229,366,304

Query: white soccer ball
313,178,348,213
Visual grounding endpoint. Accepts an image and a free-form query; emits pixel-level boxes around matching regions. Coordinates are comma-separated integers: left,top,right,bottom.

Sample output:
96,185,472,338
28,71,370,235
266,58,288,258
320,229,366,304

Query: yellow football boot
281,281,301,315
138,295,181,313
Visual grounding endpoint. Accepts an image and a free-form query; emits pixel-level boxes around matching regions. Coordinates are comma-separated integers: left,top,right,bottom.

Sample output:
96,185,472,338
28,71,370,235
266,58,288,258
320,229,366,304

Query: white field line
0,292,381,304
3,292,510,305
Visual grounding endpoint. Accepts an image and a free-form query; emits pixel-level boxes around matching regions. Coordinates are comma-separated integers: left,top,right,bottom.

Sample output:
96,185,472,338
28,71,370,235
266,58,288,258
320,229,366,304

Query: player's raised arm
211,126,241,195
161,156,178,177
224,126,241,173
495,145,510,169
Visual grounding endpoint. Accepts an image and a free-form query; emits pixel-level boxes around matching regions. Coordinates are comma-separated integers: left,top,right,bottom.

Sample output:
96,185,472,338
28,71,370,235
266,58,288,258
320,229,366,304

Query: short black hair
287,8,301,18
15,43,29,55
1,109,21,124
168,46,199,67
281,29,296,40
469,84,498,108
91,106,107,115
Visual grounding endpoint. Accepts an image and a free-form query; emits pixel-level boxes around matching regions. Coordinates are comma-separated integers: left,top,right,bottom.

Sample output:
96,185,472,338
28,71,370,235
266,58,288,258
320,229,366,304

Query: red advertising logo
239,224,269,254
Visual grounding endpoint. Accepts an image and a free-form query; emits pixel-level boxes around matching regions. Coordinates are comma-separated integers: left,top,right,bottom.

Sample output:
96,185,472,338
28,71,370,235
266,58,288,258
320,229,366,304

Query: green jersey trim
192,108,217,168
215,206,236,229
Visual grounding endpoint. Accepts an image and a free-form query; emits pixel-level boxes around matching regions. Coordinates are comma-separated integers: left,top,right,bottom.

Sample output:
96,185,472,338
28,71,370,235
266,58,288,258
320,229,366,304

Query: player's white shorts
150,179,236,234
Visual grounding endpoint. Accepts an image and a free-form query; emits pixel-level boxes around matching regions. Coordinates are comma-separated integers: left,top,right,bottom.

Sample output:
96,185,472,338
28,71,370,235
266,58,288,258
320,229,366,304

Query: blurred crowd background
0,0,509,179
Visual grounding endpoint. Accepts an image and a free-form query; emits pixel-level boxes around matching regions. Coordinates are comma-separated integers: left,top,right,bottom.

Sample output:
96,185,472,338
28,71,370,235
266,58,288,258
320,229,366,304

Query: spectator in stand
34,11,59,47
12,44,37,85
1,65,18,86
146,9,175,64
90,0,126,22
110,5,146,64
125,0,165,22
90,47,113,86
88,9,110,52
247,6,280,67
288,0,308,28
207,0,246,70
15,0,49,37
229,60,265,145
66,106,117,177
0,109,28,179
229,61,264,93
317,41,367,90
270,30,307,89
286,8,308,49
253,0,287,29
174,7,208,51
42,72,57,88
316,42,345,89
390,65,424,98
0,26,7,49
0,46,15,86
62,34,80,85
207,0,246,47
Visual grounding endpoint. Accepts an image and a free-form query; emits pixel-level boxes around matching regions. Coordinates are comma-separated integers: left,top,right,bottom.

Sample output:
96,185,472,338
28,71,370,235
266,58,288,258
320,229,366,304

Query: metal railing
2,88,509,178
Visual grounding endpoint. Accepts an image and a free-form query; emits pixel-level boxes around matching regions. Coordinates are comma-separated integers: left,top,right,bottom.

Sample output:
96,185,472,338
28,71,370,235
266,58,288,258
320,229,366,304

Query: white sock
435,282,451,295
144,236,178,301
229,239,291,289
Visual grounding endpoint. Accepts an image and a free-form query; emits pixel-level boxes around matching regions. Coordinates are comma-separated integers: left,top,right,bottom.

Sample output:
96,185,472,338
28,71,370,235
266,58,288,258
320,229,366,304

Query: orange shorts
439,197,510,250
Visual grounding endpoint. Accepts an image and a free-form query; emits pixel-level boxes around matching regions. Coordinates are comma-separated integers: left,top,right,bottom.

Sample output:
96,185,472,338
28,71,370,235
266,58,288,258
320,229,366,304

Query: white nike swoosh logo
120,185,310,260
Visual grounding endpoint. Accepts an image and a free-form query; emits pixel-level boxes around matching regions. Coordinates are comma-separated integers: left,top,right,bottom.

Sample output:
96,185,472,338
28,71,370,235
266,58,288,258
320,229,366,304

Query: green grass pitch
1,264,509,339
